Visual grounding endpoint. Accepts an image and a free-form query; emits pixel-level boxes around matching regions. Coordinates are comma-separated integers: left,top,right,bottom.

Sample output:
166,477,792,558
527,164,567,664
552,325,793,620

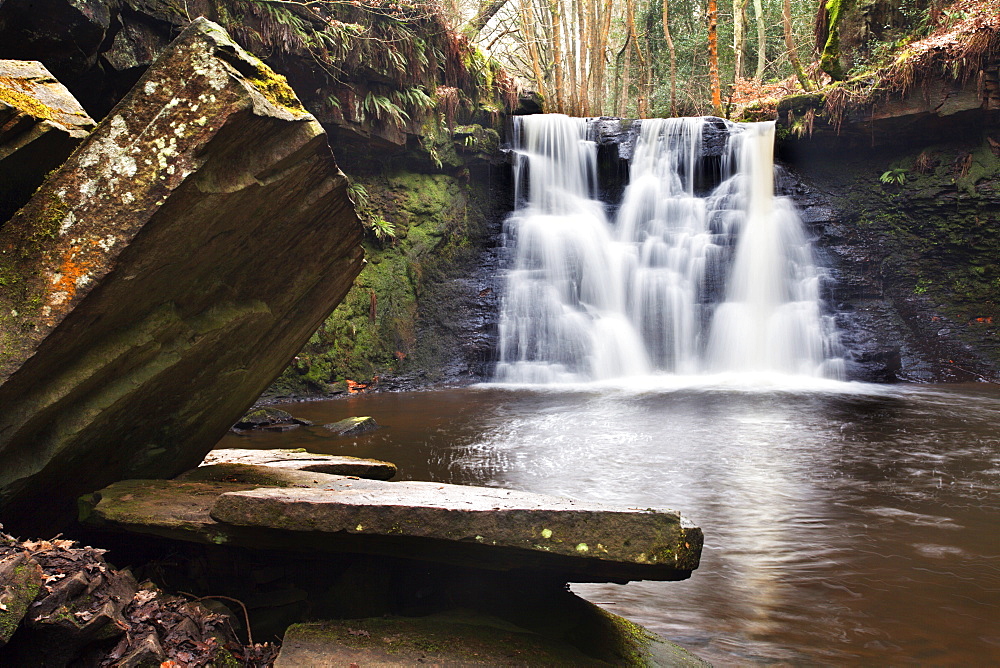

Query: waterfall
494,114,844,384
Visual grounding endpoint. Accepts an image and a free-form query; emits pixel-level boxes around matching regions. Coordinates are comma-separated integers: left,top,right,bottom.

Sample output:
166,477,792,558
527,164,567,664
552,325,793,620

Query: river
216,378,1000,665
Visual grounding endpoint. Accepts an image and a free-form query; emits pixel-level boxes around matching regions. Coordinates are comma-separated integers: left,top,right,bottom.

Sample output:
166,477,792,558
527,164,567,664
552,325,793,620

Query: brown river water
215,378,1000,665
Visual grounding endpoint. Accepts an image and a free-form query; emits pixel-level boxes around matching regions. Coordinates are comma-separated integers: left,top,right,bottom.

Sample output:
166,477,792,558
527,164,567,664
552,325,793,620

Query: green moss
268,166,487,395
0,562,42,642
0,82,60,121
245,63,307,115
819,0,846,80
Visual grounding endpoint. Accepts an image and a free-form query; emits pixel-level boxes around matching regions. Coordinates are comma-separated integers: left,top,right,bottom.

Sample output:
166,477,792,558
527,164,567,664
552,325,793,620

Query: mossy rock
323,416,380,436
0,553,44,645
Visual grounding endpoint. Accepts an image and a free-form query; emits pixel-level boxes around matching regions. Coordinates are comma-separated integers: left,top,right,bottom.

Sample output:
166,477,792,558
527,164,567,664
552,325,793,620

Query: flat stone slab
212,481,702,582
275,608,709,667
79,477,396,548
203,448,396,480
79,478,702,583
177,463,370,489
275,615,608,667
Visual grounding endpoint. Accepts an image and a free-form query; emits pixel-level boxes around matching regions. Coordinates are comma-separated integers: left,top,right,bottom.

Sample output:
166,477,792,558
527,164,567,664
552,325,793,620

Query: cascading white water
494,114,844,383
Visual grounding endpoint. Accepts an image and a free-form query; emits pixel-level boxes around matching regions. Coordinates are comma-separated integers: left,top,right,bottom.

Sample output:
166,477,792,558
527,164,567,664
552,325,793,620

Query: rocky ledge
71,450,706,665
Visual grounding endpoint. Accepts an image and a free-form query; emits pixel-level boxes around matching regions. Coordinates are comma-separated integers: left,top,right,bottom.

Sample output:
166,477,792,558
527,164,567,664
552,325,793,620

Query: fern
363,92,410,128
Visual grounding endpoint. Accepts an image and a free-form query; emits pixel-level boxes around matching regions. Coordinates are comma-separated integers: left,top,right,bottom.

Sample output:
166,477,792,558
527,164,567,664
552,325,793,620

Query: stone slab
275,607,709,668
79,478,702,583
177,463,363,488
0,60,96,224
274,615,607,667
212,481,702,581
0,19,364,533
203,448,397,480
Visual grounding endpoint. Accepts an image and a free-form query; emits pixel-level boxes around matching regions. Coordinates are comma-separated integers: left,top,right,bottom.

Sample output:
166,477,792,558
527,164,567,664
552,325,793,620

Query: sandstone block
211,481,703,582
0,18,364,533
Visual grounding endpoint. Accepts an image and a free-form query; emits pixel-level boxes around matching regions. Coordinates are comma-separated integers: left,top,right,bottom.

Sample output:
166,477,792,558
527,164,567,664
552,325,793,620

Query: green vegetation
270,168,491,395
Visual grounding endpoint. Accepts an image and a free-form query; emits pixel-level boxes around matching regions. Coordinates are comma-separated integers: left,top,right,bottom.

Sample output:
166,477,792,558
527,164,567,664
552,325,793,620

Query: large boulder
0,18,364,533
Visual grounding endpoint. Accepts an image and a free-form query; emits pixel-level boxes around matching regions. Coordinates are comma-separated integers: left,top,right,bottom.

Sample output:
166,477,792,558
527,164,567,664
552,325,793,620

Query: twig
179,592,254,646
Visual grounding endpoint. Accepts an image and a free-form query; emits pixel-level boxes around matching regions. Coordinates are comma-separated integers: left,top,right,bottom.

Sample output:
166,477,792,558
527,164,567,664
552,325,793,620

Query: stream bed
215,379,1000,665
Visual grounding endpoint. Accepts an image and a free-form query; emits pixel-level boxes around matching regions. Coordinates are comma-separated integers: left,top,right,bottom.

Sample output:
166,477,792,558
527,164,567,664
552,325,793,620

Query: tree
707,0,722,115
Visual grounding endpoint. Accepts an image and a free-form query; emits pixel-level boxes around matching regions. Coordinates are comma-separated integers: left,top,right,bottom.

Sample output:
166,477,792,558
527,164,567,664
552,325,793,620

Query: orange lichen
46,244,97,309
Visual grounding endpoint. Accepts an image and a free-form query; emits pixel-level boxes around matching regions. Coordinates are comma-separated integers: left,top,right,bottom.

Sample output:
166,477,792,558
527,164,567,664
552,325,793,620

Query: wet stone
79,478,702,583
323,416,380,436
232,407,312,432
274,615,608,667
202,448,397,480
177,463,360,488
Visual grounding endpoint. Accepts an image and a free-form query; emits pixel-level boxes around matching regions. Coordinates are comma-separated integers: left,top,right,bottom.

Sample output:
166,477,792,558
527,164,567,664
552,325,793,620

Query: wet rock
232,407,312,432
0,60,96,224
177,463,364,488
323,416,380,436
275,603,709,667
0,551,43,646
203,448,397,480
514,90,543,115
0,18,364,534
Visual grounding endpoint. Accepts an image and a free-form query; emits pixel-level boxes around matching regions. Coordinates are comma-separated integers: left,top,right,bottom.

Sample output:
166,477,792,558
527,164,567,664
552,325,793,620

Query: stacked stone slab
0,19,365,533
0,60,96,224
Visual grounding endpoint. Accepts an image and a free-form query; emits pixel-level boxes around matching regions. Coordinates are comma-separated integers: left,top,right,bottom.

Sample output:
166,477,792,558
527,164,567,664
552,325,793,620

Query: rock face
0,60,96,224
0,19,364,533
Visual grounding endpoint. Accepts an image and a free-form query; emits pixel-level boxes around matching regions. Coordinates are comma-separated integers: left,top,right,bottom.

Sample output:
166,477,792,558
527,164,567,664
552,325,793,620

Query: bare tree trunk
707,0,722,115
625,0,648,116
783,0,812,90
753,0,766,79
662,0,676,115
520,0,545,95
466,0,511,39
732,0,749,80
550,0,565,113
593,0,614,114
